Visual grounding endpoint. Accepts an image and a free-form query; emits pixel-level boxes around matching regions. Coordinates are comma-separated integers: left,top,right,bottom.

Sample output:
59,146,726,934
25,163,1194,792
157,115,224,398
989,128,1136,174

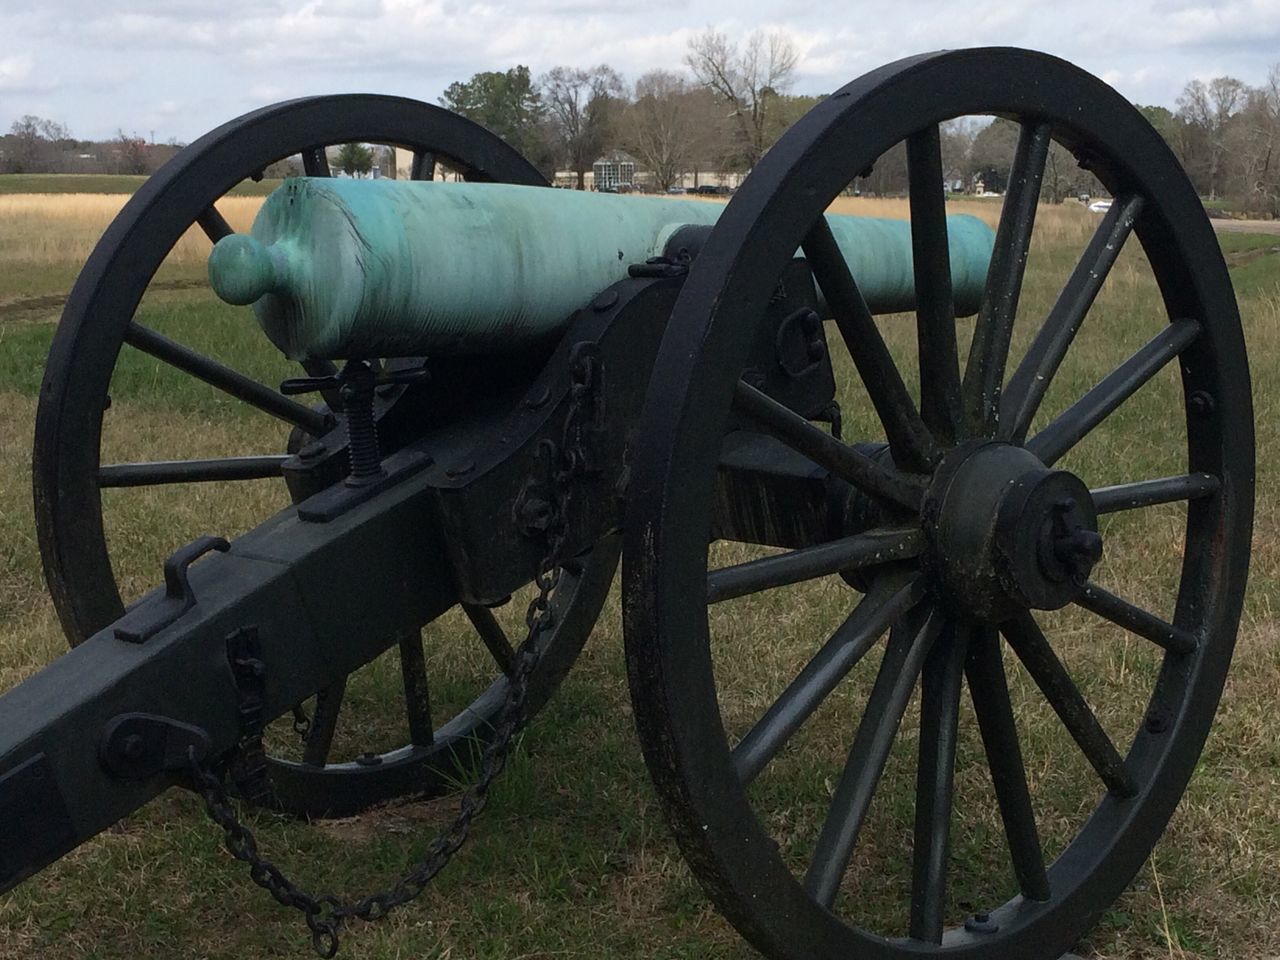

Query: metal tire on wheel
33,94,618,819
623,48,1252,959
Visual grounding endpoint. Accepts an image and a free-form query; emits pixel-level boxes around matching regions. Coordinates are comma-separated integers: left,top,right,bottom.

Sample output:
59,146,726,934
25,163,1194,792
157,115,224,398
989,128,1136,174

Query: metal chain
186,361,594,957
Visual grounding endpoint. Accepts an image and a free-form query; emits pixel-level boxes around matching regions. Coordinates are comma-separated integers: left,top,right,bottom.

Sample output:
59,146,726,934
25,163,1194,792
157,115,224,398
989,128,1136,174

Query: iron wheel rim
623,47,1252,959
32,94,617,817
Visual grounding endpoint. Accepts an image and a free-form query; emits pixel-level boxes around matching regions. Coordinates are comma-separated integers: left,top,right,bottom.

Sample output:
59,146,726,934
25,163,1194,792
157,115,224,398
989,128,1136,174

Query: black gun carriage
3,47,1253,959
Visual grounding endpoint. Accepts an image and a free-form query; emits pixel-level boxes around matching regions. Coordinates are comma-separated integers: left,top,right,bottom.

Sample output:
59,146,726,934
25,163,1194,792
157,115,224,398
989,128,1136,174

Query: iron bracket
99,713,212,781
112,535,230,643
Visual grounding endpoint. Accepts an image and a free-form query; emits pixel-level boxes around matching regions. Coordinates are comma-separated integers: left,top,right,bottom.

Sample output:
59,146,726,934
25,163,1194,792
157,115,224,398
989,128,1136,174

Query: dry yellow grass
0,194,263,271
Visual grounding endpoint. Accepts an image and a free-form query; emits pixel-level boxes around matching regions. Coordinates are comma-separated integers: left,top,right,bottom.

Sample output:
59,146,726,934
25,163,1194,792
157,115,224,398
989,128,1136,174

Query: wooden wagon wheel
623,48,1252,958
33,94,620,818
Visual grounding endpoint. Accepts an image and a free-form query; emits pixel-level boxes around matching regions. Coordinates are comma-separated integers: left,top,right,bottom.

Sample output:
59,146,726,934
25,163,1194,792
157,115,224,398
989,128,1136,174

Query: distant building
592,152,636,191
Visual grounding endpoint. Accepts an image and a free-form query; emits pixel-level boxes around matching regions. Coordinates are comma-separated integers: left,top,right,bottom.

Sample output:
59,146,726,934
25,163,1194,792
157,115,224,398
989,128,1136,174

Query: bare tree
112,131,149,175
620,70,721,191
939,117,980,186
685,28,799,169
1237,65,1280,217
541,65,626,189
1178,76,1246,199
5,115,70,173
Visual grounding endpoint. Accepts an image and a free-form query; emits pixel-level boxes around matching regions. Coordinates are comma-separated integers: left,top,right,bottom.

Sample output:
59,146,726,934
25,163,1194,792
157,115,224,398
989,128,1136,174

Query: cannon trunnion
6,47,1254,960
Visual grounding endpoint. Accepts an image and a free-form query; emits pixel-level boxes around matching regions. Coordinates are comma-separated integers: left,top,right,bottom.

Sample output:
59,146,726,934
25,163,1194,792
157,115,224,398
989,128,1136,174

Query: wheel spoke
398,631,435,747
965,625,1050,901
707,528,922,605
98,455,287,488
302,147,331,177
1092,473,1219,514
732,380,924,510
462,602,516,675
1000,194,1144,442
909,619,968,942
302,677,347,767
802,218,939,472
411,150,436,181
963,121,1052,437
197,205,234,244
1002,613,1137,797
733,575,924,784
805,605,942,907
124,322,331,436
1076,582,1198,655
1026,318,1200,467
907,125,963,444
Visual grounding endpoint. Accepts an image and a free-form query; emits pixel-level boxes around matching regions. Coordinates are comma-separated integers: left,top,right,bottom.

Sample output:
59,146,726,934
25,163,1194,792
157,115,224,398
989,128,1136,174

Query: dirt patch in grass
0,278,210,324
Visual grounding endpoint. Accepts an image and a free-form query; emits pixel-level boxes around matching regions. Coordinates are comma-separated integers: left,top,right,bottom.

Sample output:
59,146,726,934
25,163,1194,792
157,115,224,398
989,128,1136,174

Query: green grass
0,173,285,196
0,195,1277,959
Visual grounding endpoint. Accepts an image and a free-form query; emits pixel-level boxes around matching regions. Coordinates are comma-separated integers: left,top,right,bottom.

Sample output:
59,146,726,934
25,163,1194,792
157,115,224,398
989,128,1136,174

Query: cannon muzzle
208,179,994,362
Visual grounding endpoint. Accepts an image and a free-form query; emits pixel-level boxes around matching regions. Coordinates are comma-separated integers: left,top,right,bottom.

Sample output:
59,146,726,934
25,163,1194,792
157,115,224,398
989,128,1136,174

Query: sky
2,0,1279,144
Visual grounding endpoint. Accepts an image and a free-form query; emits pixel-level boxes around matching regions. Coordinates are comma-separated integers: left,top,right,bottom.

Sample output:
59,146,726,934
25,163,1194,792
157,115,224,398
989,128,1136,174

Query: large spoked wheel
624,47,1251,959
33,94,618,818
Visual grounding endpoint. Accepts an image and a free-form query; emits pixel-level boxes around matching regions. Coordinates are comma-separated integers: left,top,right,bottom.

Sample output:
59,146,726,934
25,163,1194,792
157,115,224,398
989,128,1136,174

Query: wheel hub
924,441,1102,621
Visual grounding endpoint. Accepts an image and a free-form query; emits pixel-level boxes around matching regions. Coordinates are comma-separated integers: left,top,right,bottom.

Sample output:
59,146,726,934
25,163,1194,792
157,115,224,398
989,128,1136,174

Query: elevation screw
281,360,429,487
339,361,384,486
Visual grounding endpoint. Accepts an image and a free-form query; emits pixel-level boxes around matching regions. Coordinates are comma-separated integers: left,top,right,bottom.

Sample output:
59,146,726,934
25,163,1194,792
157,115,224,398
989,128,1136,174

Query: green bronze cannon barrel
208,178,994,362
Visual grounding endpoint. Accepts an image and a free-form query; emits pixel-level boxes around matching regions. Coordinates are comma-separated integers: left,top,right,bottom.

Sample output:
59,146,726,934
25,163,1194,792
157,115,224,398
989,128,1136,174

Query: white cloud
0,55,35,91
5,0,1280,141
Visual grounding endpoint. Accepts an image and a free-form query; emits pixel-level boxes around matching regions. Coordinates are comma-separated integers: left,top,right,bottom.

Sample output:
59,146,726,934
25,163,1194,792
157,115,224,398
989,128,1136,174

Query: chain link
187,357,595,957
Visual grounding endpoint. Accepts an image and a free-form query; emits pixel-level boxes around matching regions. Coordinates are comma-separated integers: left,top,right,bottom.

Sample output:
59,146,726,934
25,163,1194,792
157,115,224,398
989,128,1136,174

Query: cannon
4,47,1252,960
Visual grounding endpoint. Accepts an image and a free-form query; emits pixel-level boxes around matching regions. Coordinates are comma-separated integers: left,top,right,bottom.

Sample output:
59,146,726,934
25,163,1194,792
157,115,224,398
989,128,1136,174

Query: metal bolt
298,440,326,462
121,734,145,761
1188,390,1215,416
524,384,552,409
1055,529,1104,569
965,912,999,934
593,289,619,312
515,495,554,535
446,460,476,479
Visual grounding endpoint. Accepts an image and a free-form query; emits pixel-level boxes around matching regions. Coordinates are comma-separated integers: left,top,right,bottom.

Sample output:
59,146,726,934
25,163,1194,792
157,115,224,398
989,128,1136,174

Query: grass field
0,173,286,196
0,185,1277,960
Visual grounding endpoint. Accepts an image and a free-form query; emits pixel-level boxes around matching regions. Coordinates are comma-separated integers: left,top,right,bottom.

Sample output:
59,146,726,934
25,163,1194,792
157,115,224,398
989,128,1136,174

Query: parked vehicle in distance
691,184,733,196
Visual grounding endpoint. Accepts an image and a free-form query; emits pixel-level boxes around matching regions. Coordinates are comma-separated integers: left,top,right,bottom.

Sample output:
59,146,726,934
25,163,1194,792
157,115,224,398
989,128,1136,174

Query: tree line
441,48,1280,214
1142,71,1280,215
437,30,815,191
4,34,1280,215
0,117,175,176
